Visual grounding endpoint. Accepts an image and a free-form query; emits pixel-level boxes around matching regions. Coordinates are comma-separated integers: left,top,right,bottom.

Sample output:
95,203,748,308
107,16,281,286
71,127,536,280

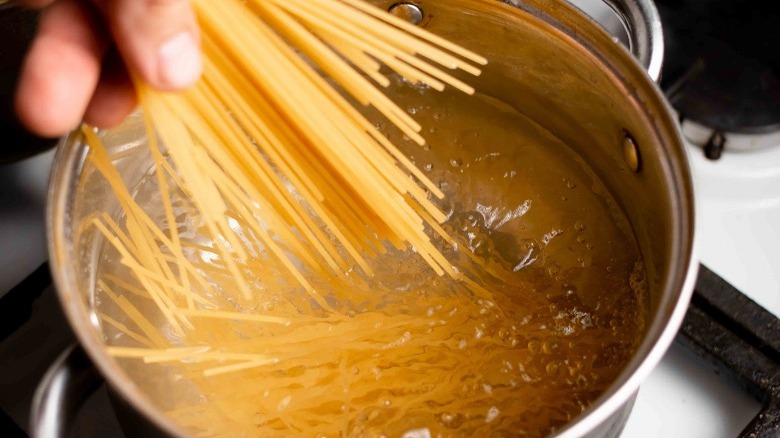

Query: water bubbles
574,221,586,232
402,428,431,438
571,308,593,328
629,260,647,293
450,157,463,167
439,412,464,428
424,163,433,172
485,406,500,423
384,331,412,349
542,338,560,354
527,339,542,353
277,395,292,411
541,228,563,246
383,399,392,407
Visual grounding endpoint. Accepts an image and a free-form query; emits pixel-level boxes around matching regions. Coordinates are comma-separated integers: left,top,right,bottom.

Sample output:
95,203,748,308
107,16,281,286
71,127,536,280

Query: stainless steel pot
36,0,697,436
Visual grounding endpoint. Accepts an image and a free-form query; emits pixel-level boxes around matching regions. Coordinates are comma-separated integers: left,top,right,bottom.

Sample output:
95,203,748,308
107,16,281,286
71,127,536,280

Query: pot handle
30,344,103,438
601,0,664,82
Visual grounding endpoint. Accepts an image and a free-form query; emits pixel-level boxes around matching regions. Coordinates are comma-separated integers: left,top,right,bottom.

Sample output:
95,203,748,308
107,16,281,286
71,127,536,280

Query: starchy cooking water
91,78,647,436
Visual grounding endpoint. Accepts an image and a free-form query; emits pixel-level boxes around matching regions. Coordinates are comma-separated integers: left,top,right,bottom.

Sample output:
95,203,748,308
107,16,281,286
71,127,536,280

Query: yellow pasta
84,0,489,389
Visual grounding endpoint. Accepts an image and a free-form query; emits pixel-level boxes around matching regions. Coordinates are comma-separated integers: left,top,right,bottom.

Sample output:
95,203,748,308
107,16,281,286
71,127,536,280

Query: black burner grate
677,265,780,438
657,0,780,134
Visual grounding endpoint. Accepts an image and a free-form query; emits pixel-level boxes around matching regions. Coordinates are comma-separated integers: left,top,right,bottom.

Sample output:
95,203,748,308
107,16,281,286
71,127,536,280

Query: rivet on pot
622,134,641,173
388,2,424,25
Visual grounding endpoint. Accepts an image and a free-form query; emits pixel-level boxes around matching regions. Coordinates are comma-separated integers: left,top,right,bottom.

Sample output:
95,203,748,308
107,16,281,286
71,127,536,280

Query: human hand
14,0,202,138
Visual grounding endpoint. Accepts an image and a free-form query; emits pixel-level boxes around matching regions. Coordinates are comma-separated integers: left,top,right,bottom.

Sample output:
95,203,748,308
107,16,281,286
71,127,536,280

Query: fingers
16,0,203,137
83,47,137,128
15,0,108,137
95,0,202,91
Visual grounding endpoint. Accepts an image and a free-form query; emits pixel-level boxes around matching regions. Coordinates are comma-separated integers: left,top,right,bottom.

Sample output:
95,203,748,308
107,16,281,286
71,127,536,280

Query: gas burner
680,119,780,159
656,0,780,158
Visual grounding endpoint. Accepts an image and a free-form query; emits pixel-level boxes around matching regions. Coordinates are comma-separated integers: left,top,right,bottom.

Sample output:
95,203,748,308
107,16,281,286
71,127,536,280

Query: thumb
96,0,202,91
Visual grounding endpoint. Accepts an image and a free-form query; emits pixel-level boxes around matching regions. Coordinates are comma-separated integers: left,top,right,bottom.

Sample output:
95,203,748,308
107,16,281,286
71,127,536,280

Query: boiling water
92,81,647,437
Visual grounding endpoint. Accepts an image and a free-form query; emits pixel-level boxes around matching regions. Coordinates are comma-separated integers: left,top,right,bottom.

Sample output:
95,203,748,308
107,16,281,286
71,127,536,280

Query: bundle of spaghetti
118,0,489,307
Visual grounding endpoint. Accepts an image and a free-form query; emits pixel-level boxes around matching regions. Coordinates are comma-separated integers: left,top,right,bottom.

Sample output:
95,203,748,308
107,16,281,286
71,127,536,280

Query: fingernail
157,31,202,89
